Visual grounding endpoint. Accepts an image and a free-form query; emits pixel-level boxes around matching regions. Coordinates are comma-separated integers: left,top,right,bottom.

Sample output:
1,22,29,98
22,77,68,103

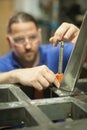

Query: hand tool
56,41,64,83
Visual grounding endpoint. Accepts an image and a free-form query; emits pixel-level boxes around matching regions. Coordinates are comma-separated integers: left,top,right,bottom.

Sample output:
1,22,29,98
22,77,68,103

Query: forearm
0,70,18,84
0,66,60,90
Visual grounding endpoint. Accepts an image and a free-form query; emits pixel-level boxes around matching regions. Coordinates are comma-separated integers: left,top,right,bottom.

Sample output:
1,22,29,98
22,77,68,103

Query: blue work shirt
0,43,73,99
0,43,73,73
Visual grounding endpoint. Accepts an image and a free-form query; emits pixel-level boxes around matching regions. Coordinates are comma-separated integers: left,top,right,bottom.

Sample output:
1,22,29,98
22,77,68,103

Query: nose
24,38,32,49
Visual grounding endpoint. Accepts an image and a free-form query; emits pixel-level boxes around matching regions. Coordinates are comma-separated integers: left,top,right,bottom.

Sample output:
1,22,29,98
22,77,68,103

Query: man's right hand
12,65,60,90
49,22,80,46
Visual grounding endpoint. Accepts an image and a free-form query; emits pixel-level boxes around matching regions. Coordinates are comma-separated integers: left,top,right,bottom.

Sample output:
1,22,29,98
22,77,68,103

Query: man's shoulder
0,51,20,72
0,51,13,61
40,42,73,50
40,43,53,50
39,43,57,54
39,42,74,57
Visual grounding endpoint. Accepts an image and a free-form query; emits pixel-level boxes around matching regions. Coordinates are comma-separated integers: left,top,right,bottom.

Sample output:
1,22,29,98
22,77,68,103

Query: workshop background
0,0,87,56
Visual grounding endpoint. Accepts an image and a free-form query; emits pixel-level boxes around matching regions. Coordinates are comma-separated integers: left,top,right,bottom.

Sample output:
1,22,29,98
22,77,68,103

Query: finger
54,23,70,38
40,66,57,86
63,26,77,40
45,66,55,75
63,24,79,44
43,72,55,84
54,22,71,38
42,68,59,88
49,23,70,46
38,75,50,89
71,37,78,44
49,37,60,47
54,77,60,88
33,81,43,91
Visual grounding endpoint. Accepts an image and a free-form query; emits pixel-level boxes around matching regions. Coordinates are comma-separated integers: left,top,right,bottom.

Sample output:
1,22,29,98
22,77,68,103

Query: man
0,12,79,99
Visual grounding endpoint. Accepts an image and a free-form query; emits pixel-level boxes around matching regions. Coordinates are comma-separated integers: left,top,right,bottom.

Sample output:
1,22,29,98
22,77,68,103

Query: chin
25,57,34,62
23,54,36,63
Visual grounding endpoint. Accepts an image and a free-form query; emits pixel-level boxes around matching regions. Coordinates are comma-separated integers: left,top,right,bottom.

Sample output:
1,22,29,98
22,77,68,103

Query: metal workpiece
14,119,87,130
0,84,32,103
0,84,54,130
0,83,87,129
60,11,87,92
51,11,87,97
32,96,87,121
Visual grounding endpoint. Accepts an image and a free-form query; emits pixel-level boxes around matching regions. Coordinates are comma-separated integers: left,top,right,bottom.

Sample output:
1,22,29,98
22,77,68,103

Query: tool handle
56,73,64,83
58,41,64,73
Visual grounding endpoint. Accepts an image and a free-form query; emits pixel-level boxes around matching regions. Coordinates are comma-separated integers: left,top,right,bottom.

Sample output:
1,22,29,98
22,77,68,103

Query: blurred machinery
59,0,86,28
8,0,86,45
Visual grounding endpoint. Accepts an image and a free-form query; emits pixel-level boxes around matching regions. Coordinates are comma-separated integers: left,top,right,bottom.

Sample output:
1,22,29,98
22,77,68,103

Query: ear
6,35,12,48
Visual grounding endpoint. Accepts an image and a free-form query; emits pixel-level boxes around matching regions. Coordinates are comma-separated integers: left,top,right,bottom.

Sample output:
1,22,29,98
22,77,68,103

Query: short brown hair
7,12,38,34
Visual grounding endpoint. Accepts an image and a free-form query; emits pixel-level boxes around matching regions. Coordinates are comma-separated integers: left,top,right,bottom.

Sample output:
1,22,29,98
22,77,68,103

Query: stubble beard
22,52,39,67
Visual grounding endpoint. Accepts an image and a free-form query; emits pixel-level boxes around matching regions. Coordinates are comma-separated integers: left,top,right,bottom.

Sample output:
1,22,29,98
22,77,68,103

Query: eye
28,35,37,41
13,37,25,43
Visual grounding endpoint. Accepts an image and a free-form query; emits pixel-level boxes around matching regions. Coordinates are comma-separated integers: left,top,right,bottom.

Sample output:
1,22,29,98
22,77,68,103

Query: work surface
0,82,87,130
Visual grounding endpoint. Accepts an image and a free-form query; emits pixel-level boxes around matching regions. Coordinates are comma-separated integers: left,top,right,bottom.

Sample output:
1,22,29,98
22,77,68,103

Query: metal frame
0,83,87,129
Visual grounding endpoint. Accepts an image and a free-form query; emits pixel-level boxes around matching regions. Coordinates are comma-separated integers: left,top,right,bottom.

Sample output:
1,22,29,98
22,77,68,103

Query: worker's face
7,22,41,65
